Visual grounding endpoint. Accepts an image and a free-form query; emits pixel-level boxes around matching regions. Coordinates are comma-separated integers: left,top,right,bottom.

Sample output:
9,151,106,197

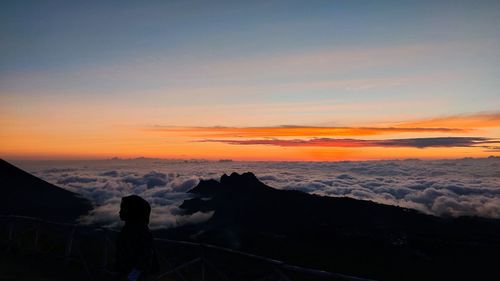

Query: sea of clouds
13,157,500,229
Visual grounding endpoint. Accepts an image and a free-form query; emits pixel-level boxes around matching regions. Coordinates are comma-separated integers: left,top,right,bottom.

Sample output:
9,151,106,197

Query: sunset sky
1,0,499,160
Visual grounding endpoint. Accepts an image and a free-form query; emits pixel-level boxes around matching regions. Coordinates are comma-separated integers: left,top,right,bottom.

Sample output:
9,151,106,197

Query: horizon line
4,155,499,163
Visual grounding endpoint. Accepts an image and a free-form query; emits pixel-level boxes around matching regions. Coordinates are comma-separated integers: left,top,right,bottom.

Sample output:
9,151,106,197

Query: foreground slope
161,172,500,281
0,159,92,222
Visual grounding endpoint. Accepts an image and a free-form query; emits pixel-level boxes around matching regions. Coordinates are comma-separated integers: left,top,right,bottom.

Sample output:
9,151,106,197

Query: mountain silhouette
0,159,92,222
162,172,500,281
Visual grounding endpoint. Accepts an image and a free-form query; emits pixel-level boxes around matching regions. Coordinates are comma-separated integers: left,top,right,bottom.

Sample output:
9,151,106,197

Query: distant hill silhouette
0,159,92,222
161,172,500,281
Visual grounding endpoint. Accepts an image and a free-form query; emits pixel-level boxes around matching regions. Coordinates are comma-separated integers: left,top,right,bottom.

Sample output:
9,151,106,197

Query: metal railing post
103,231,108,269
64,225,77,265
200,244,206,281
33,221,40,254
5,220,15,254
8,220,14,241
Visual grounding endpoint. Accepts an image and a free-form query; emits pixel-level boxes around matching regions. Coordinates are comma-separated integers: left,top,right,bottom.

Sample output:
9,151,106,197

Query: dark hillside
0,159,92,222
160,172,500,281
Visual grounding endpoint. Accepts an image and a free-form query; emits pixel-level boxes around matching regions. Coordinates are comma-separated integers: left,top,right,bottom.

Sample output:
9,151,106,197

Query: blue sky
1,0,499,159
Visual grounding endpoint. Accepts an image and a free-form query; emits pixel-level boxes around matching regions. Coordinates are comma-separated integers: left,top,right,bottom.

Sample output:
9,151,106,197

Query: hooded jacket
116,195,158,280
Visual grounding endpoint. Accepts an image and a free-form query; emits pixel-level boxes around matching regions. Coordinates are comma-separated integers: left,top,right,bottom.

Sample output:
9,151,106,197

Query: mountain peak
188,172,271,198
220,172,259,184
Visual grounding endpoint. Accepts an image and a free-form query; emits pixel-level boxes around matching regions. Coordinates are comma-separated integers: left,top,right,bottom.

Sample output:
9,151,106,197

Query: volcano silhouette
0,159,92,222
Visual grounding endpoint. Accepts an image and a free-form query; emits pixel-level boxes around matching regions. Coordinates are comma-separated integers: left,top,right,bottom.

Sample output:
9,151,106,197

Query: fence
0,215,375,281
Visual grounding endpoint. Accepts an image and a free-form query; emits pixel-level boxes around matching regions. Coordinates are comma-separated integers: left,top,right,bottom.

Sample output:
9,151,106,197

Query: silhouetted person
116,195,158,281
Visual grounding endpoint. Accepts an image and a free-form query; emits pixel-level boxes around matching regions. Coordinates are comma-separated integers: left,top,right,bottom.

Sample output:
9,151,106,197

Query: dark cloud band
198,137,499,149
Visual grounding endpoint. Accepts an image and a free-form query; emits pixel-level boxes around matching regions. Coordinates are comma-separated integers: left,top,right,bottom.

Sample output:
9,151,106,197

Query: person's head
119,195,151,225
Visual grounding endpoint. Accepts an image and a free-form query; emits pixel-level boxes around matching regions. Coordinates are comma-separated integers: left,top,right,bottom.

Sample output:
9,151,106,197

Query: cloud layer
17,157,500,229
199,137,499,149
148,112,500,138
150,125,468,138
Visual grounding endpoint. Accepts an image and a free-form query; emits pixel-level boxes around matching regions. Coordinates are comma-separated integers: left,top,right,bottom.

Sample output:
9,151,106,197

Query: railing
0,215,375,281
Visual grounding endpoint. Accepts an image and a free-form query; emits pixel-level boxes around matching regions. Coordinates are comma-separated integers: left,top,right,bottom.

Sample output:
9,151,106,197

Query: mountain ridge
0,159,92,222
161,171,500,281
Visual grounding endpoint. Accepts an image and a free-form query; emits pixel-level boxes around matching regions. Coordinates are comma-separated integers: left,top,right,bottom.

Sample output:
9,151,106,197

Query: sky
1,0,500,160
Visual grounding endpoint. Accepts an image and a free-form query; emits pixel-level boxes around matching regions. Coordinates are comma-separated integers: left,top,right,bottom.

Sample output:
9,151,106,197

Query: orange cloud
147,125,467,138
198,137,499,149
393,112,500,129
147,112,499,140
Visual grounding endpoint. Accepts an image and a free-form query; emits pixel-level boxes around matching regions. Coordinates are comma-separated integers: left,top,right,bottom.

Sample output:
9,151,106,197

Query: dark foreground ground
1,160,499,280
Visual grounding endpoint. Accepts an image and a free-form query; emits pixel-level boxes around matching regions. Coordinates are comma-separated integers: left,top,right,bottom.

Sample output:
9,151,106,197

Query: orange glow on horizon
1,112,498,161
147,125,468,138
1,136,496,162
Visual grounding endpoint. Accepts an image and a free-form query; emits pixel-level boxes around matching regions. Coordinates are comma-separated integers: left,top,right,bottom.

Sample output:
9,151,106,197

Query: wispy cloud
393,112,500,129
149,125,467,138
147,111,500,139
1,42,453,96
198,137,499,149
